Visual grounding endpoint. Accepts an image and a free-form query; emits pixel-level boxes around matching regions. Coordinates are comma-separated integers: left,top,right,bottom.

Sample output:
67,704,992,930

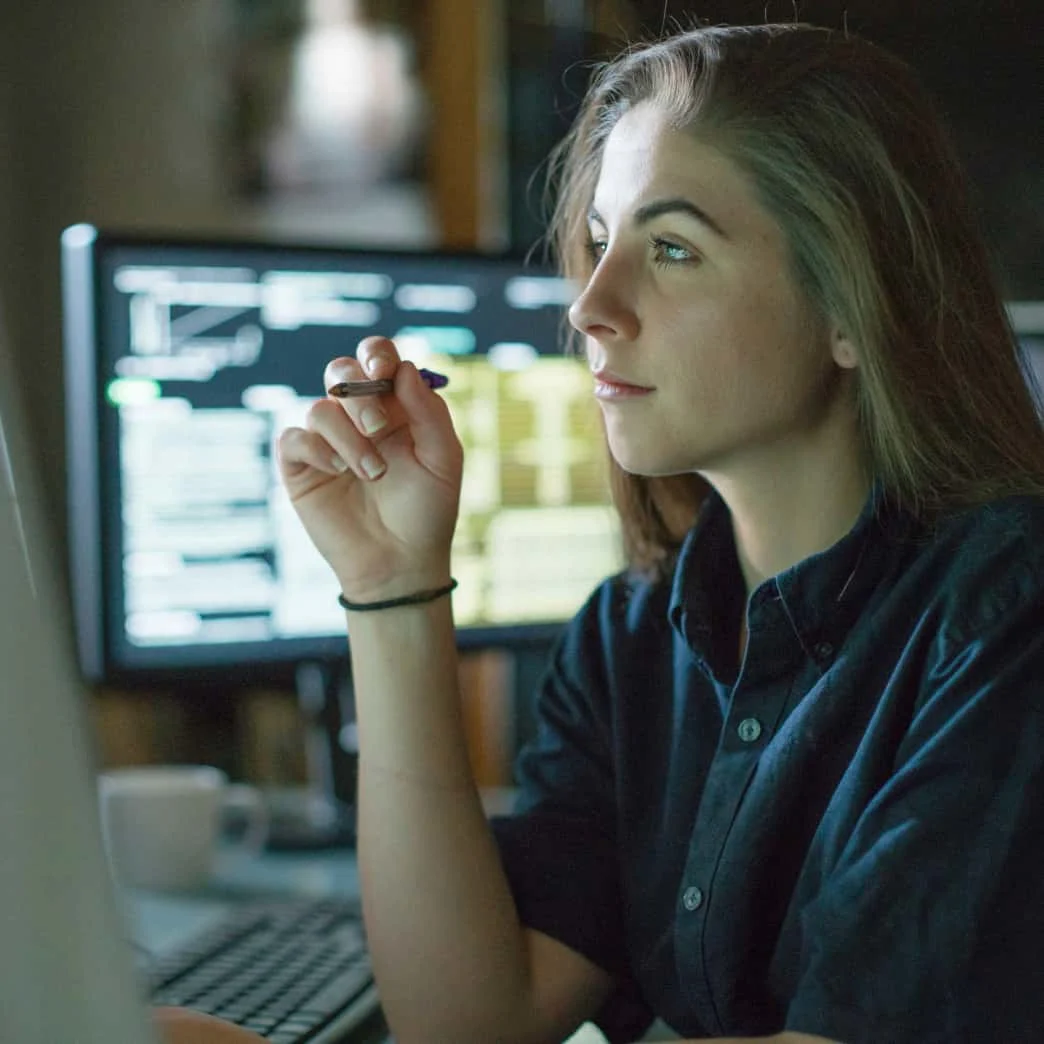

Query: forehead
592,103,769,235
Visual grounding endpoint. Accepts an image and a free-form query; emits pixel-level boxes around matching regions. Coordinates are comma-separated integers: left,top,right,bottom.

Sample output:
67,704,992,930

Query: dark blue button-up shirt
491,489,1044,1043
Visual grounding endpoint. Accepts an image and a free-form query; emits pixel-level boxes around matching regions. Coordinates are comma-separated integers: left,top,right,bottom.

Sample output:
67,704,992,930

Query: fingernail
361,454,385,479
331,454,349,473
360,406,386,435
366,355,384,376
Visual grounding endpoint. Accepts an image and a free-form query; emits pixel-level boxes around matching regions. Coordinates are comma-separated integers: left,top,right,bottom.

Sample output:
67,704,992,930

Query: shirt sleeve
489,583,654,1044
786,563,1044,1044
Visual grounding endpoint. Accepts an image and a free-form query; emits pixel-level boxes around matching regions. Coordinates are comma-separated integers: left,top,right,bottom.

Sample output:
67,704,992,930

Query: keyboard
145,897,380,1044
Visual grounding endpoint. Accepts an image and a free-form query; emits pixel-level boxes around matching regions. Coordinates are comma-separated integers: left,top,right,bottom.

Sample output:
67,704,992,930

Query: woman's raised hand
276,337,463,602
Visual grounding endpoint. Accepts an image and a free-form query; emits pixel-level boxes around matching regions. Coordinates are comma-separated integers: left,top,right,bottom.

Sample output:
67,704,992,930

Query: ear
830,327,859,370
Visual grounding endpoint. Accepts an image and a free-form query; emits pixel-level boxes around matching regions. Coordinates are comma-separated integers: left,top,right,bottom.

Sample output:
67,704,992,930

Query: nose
567,254,640,344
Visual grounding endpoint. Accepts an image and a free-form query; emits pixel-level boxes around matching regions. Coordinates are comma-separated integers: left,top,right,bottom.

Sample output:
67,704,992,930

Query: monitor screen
62,225,622,685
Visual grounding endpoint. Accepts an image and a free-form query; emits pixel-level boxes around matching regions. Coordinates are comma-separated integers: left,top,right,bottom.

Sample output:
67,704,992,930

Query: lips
592,368,655,398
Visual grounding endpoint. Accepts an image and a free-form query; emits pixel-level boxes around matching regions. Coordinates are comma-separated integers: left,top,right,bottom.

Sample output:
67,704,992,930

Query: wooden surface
419,0,507,248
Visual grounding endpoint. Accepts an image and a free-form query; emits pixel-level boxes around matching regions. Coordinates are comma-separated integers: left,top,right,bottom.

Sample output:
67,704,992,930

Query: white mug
97,765,267,893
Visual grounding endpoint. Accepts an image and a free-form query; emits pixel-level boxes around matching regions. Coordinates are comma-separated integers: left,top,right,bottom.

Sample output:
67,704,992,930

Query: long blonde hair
548,23,1044,576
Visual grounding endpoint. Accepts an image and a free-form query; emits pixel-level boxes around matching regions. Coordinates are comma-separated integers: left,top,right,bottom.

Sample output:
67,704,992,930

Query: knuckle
305,397,340,427
275,427,310,470
276,425,303,453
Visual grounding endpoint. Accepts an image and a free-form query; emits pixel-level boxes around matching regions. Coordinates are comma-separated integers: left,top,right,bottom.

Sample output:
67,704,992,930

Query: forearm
347,598,536,1044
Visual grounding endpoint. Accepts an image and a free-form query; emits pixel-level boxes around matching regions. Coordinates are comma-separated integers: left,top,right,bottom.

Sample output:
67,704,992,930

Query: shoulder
930,493,1044,583
917,494,1044,647
547,567,677,696
566,565,675,646
934,492,1044,552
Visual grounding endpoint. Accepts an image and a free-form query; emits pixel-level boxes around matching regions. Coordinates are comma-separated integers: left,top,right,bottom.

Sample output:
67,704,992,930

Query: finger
306,398,388,481
322,353,366,391
323,352,394,439
275,424,353,484
153,1007,266,1043
393,361,462,475
320,338,398,392
354,335,400,378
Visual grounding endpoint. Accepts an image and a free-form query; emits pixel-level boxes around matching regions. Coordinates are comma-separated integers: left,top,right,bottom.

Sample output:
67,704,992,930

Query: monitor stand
263,658,358,851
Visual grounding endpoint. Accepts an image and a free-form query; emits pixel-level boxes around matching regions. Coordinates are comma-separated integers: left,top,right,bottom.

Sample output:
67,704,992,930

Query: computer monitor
62,225,621,686
61,225,621,834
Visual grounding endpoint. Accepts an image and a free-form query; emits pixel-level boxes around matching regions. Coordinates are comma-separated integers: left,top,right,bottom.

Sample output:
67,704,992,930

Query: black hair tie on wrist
337,579,458,613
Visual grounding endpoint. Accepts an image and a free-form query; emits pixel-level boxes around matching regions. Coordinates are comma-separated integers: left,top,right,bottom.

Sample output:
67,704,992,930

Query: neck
704,416,870,598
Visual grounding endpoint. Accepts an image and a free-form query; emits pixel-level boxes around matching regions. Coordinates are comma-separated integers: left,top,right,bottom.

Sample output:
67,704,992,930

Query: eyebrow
588,197,729,239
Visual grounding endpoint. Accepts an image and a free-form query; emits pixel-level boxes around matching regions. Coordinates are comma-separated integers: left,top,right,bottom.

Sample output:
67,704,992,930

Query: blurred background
1,0,1041,785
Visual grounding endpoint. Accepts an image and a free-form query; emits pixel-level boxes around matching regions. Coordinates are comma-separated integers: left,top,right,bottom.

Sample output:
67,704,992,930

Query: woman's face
569,102,857,482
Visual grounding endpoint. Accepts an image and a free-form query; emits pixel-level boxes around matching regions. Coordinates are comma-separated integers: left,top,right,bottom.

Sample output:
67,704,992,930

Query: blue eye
584,237,607,264
650,236,696,267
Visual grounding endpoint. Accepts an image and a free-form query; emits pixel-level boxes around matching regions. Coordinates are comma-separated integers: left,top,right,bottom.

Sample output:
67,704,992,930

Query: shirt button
682,886,704,911
814,641,835,660
737,717,762,743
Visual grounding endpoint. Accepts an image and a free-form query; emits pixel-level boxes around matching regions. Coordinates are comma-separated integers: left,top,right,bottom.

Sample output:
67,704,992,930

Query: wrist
338,579,457,613
334,566,453,608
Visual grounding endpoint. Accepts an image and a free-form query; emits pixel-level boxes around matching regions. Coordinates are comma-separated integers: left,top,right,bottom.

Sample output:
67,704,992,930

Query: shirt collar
668,483,916,674
667,491,742,675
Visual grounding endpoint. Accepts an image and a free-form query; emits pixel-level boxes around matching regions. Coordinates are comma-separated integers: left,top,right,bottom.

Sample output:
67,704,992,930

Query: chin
606,424,738,478
608,444,696,479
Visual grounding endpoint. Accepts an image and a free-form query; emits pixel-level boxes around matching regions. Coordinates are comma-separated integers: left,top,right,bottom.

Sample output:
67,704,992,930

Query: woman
240,22,1044,1044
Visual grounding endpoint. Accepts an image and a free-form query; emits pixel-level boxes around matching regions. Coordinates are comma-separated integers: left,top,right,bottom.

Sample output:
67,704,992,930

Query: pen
327,367,450,398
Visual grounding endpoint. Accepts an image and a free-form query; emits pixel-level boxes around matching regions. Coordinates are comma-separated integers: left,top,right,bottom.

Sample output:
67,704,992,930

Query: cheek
736,280,829,375
721,322,832,427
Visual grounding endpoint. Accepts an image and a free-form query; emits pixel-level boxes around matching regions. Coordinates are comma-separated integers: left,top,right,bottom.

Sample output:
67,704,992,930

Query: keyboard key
298,964,374,1017
242,1017,279,1033
272,1014,324,1033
